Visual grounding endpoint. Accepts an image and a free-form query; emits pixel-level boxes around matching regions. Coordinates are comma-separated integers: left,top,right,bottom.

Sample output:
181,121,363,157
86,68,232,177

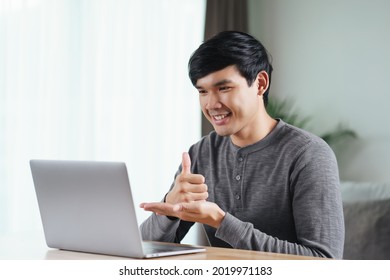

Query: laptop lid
30,159,205,258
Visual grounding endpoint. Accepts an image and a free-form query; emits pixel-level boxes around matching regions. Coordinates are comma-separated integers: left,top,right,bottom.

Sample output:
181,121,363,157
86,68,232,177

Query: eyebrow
195,79,234,89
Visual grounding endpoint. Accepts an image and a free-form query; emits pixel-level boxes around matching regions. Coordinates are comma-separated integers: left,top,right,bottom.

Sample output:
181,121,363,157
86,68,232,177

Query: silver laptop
30,159,205,258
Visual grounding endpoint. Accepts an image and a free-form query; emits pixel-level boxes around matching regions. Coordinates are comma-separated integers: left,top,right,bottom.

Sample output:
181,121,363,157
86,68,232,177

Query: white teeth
214,114,228,120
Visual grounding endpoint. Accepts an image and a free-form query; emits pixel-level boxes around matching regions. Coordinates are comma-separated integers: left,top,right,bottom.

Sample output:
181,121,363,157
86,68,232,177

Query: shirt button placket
235,153,244,209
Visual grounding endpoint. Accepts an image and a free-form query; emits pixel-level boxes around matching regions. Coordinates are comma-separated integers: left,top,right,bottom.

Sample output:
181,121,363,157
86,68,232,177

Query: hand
165,152,208,204
174,201,226,228
140,201,226,228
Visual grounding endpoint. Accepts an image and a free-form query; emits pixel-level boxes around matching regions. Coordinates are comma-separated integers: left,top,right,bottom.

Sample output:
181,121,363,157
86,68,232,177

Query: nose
205,92,222,110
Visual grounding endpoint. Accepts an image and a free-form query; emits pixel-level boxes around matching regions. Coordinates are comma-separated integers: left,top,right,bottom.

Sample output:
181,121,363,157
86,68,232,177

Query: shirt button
235,194,241,200
238,157,243,162
235,175,241,181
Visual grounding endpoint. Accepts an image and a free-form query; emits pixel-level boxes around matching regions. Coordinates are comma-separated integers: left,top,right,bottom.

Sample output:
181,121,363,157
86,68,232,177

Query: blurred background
0,0,205,237
1,0,390,244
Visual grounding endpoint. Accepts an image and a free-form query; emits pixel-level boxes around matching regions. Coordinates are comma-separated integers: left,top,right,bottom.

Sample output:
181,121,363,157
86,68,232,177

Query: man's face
195,65,266,145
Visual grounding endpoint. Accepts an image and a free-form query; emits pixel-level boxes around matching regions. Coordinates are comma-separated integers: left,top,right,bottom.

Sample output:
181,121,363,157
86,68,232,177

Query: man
140,31,345,259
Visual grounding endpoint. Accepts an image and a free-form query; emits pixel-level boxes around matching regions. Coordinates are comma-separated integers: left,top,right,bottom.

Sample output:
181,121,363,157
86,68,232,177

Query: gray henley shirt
140,119,345,259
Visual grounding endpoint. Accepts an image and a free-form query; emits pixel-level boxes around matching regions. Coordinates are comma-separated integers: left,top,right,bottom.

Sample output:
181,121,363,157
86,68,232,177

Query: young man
140,31,345,259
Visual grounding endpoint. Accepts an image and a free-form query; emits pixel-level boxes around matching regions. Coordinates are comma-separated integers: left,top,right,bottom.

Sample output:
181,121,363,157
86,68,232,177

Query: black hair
188,31,273,106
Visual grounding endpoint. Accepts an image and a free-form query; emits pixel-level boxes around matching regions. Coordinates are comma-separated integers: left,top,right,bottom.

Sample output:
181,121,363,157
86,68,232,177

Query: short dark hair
188,31,273,105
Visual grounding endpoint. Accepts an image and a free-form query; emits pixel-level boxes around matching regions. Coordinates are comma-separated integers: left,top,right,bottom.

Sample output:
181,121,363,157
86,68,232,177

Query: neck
230,113,278,147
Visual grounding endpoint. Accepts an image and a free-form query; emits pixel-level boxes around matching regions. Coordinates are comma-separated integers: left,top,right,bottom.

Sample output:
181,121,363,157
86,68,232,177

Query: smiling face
196,65,275,147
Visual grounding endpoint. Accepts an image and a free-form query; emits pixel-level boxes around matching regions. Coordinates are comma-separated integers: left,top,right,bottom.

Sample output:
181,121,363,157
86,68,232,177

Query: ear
256,71,269,96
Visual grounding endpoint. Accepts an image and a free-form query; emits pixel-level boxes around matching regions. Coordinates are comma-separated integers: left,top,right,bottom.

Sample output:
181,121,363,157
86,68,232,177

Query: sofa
341,181,390,259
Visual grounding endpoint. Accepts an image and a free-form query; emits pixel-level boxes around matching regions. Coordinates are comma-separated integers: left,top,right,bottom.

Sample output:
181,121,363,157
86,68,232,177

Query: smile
210,112,231,124
214,114,229,120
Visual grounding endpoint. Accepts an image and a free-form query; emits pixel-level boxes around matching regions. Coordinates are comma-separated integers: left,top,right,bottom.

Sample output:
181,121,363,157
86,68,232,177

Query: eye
198,89,208,95
219,86,231,92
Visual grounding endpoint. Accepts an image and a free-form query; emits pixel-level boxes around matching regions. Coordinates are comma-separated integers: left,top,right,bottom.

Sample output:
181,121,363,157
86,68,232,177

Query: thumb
181,152,191,174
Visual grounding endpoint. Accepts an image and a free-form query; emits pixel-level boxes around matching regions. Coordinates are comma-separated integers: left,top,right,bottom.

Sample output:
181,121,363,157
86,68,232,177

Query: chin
213,127,232,137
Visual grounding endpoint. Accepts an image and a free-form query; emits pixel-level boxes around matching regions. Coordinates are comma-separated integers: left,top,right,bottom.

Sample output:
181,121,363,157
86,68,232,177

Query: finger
181,152,191,175
140,202,164,209
141,202,175,216
179,191,208,203
141,202,169,210
180,173,205,184
191,191,208,201
182,182,207,193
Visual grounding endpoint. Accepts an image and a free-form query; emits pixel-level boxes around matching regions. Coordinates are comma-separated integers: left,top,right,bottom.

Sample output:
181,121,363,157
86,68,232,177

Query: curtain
0,0,206,235
201,0,248,136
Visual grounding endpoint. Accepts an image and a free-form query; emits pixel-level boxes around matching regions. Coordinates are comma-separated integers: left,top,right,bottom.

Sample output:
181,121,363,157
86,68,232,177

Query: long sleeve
140,213,180,242
139,120,345,259
215,213,327,257
213,136,344,259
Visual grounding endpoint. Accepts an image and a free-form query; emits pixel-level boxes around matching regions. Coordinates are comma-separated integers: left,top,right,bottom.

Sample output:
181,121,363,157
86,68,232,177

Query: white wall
249,0,390,182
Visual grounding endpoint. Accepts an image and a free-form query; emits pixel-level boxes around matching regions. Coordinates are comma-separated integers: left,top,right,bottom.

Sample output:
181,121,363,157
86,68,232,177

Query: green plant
267,97,357,148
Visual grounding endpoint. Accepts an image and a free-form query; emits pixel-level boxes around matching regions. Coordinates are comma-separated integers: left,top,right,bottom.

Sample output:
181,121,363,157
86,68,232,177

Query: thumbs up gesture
141,152,225,228
165,152,208,205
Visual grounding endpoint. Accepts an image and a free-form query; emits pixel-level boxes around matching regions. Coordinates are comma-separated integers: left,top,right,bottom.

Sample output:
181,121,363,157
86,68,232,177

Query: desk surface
0,232,319,260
